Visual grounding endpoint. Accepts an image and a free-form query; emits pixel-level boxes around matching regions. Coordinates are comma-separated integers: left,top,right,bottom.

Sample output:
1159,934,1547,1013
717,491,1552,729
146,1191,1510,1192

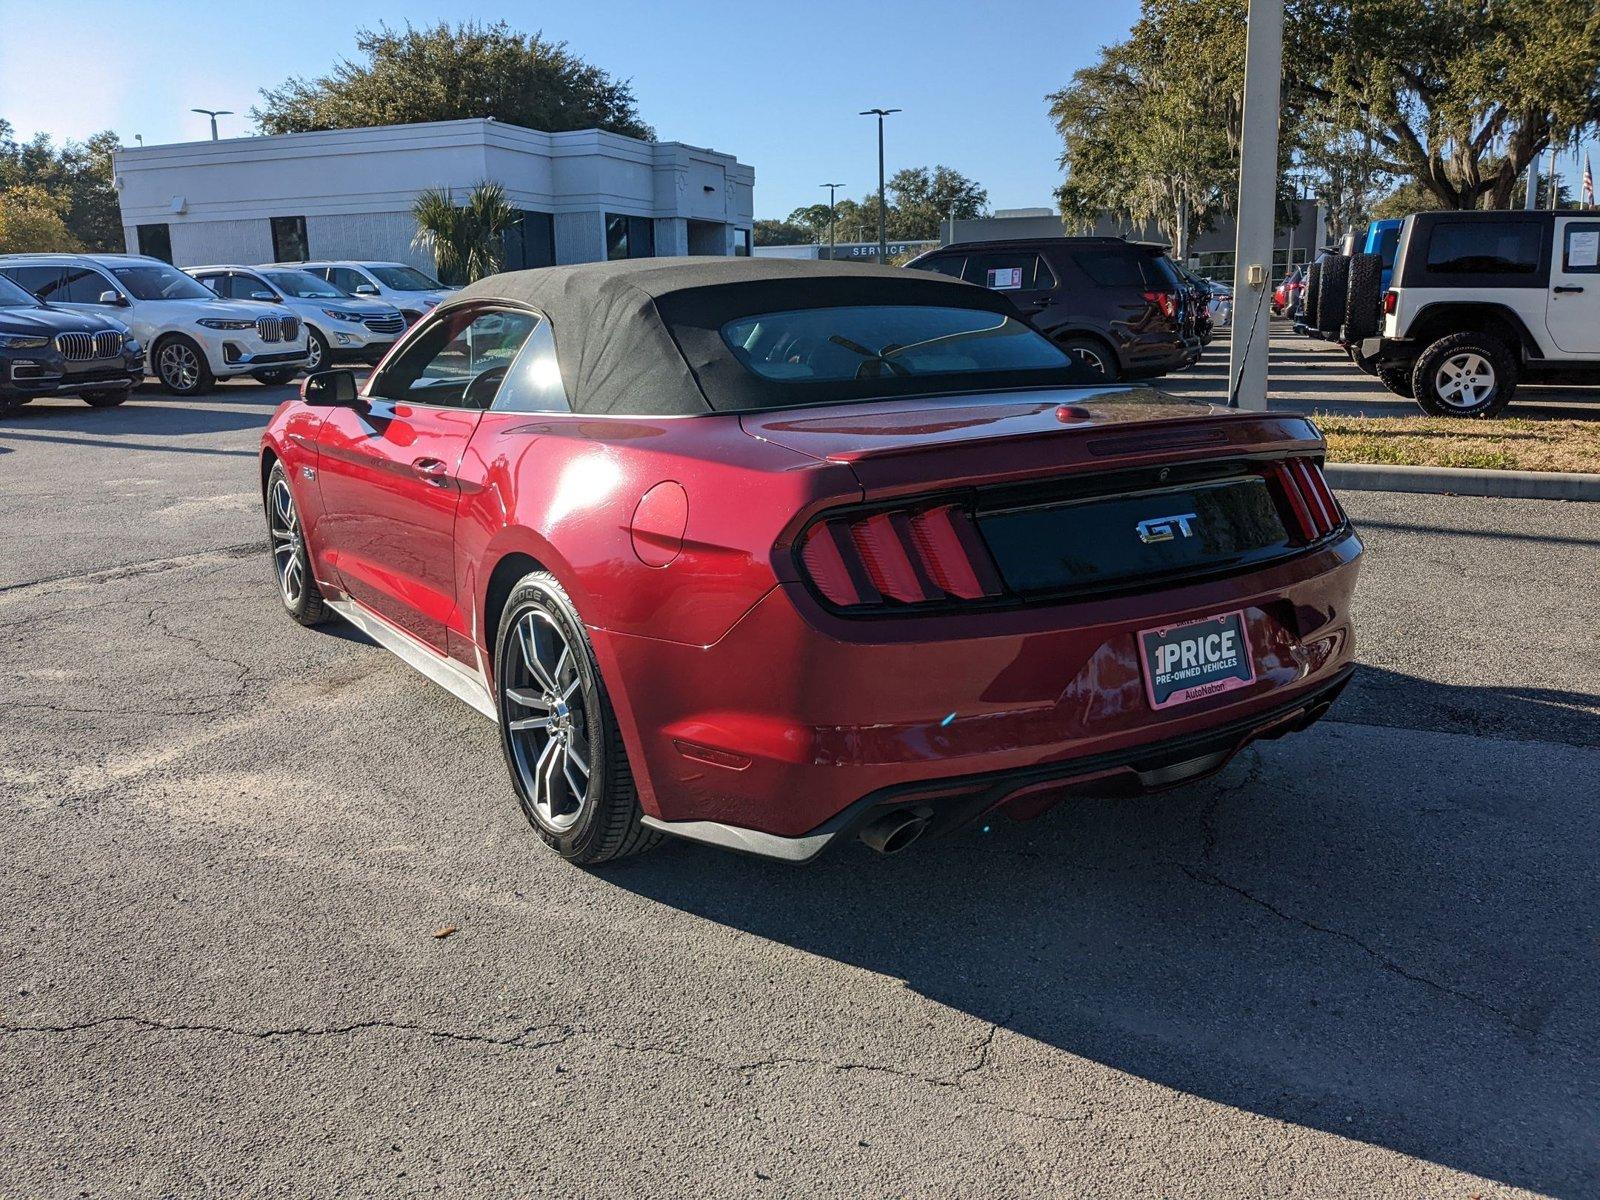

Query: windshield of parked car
109,263,216,301
261,269,347,299
722,305,1071,382
368,265,443,291
0,273,41,308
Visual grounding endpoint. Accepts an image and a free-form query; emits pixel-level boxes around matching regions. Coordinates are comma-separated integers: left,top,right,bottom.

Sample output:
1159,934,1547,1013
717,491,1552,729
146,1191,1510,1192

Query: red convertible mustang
260,259,1360,865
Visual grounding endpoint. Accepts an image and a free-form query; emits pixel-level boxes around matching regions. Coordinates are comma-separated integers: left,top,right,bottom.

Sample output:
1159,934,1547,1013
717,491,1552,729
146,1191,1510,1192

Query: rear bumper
599,529,1362,852
643,665,1353,863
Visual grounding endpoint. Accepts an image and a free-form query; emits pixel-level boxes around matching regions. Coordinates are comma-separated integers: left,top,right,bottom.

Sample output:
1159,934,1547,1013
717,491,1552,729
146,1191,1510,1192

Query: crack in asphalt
3,1010,1089,1126
1171,863,1571,1048
0,1014,580,1053
0,542,261,596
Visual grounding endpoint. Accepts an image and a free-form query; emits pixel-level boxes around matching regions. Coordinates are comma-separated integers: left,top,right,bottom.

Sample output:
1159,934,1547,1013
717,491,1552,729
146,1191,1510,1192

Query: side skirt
324,597,498,722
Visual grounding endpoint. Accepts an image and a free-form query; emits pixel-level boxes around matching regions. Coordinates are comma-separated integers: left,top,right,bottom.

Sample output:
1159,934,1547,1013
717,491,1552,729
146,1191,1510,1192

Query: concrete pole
1227,0,1284,410
1525,155,1540,209
1548,142,1559,210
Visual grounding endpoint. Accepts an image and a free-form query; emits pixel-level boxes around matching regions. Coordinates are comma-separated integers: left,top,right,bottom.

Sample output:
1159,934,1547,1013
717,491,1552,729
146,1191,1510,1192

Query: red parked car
260,259,1360,865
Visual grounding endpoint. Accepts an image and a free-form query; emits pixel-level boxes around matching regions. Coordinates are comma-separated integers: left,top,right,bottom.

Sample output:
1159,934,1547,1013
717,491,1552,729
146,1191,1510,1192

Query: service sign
1138,610,1256,710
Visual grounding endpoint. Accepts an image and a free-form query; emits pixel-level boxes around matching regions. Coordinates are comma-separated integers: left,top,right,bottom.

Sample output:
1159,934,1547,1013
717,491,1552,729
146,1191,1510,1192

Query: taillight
798,503,1003,609
1143,290,1179,319
1268,459,1346,543
1383,290,1398,315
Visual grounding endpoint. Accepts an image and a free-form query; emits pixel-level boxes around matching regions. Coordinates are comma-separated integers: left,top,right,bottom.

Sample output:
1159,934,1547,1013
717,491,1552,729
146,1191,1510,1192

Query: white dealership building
111,118,755,274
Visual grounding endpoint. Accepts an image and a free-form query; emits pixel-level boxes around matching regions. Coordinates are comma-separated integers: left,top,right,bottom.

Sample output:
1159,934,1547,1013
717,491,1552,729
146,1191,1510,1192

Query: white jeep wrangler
1366,210,1600,417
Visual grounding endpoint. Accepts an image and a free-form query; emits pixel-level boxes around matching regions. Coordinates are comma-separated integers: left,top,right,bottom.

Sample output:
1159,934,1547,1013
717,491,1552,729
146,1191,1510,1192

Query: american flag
1585,156,1595,208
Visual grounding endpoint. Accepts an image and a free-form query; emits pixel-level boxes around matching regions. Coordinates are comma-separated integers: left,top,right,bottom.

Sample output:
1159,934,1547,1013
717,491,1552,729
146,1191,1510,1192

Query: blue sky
0,0,1140,218
1,0,1593,218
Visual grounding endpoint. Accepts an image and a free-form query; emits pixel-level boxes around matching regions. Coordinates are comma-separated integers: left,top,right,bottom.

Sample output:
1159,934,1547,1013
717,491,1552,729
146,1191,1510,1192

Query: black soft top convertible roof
447,257,1091,416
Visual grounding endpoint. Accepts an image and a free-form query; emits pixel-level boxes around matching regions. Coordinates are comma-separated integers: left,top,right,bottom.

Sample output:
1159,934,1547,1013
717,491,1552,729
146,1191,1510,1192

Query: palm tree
411,181,517,284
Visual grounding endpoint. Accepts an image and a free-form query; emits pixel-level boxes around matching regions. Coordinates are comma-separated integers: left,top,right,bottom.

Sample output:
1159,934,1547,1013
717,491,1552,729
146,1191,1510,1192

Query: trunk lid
739,385,1321,496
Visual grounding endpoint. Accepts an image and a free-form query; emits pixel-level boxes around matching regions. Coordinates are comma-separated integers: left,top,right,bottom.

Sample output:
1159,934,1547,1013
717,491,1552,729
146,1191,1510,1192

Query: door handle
411,457,451,486
1554,285,1585,294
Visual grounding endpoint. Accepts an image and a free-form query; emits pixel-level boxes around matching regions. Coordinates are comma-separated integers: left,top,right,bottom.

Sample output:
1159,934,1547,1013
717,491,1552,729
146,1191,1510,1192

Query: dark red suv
906,237,1201,382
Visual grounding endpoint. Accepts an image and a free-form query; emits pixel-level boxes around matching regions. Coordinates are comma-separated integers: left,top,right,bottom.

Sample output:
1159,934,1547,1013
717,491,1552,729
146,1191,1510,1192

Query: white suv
0,253,309,395
277,261,456,326
1369,210,1600,416
188,265,406,371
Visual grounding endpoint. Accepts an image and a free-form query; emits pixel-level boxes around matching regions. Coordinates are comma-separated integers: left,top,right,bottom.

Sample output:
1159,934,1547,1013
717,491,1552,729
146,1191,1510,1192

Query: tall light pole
190,108,232,141
820,182,845,260
859,108,900,263
1227,0,1284,410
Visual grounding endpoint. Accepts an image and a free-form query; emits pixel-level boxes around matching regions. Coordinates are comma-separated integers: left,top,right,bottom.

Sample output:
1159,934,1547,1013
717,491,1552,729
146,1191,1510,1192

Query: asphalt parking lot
2,376,1598,1199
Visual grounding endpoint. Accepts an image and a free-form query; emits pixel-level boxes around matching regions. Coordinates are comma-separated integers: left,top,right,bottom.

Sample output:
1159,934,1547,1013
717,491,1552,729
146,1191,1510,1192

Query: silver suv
188,265,406,371
0,253,308,395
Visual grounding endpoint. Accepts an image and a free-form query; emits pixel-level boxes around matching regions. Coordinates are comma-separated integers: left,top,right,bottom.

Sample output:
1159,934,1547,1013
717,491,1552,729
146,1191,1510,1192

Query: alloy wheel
1070,346,1108,376
504,608,591,832
158,342,201,391
306,334,323,370
266,475,305,606
1434,351,1495,410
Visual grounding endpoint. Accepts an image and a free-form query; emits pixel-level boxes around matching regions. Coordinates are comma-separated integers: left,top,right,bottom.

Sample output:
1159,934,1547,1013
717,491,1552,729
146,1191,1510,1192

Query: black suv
905,237,1200,381
0,270,143,414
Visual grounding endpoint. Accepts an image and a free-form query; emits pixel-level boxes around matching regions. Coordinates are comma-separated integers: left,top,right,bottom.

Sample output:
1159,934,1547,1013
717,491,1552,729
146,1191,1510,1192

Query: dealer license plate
1138,610,1256,710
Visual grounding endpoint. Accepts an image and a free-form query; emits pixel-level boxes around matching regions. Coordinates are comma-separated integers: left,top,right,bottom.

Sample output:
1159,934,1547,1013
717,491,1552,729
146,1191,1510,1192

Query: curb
1325,462,1600,502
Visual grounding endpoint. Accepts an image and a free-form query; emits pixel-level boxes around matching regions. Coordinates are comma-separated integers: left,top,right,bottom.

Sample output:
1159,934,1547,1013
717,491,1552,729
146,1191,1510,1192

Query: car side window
234,272,273,300
193,272,223,295
911,255,966,280
963,252,1055,292
492,318,571,413
1072,251,1145,288
1560,222,1600,275
0,265,62,298
369,307,539,409
56,267,117,304
328,267,367,294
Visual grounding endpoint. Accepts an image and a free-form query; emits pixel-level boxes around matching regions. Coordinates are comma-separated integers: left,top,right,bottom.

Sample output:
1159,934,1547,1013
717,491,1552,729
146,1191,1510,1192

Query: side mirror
97,290,127,306
300,369,361,408
353,283,379,296
250,290,277,302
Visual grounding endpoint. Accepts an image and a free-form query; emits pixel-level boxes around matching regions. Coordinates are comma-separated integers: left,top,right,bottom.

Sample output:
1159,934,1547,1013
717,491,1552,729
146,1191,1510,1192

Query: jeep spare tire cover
1315,254,1350,336
1302,262,1322,327
1345,252,1383,340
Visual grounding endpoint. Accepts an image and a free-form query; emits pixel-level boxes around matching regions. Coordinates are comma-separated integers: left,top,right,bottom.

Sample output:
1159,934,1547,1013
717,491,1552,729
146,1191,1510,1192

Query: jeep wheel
1314,255,1349,337
1376,364,1415,398
1344,253,1383,341
1412,333,1516,418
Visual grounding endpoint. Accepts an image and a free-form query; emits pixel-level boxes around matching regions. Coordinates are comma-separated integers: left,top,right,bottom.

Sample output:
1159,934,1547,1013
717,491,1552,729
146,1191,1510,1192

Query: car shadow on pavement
0,384,284,454
606,668,1599,1196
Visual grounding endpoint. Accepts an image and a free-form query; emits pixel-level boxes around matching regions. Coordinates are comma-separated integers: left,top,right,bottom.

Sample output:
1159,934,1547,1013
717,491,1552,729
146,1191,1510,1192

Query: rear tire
0,395,30,416
80,389,132,407
253,368,298,386
494,571,659,866
1411,332,1516,418
1376,363,1416,398
1301,262,1322,332
1314,254,1349,336
1057,335,1119,382
1344,253,1383,340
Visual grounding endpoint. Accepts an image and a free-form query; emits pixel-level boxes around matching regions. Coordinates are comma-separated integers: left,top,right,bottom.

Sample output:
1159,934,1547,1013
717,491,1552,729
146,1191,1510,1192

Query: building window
271,215,309,263
136,223,172,263
606,213,655,260
503,210,555,271
732,228,751,257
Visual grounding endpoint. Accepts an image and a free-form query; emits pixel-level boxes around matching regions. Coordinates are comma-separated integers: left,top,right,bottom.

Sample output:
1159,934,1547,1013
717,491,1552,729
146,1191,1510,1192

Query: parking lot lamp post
860,108,900,264
1227,0,1284,410
820,182,844,261
190,108,232,141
